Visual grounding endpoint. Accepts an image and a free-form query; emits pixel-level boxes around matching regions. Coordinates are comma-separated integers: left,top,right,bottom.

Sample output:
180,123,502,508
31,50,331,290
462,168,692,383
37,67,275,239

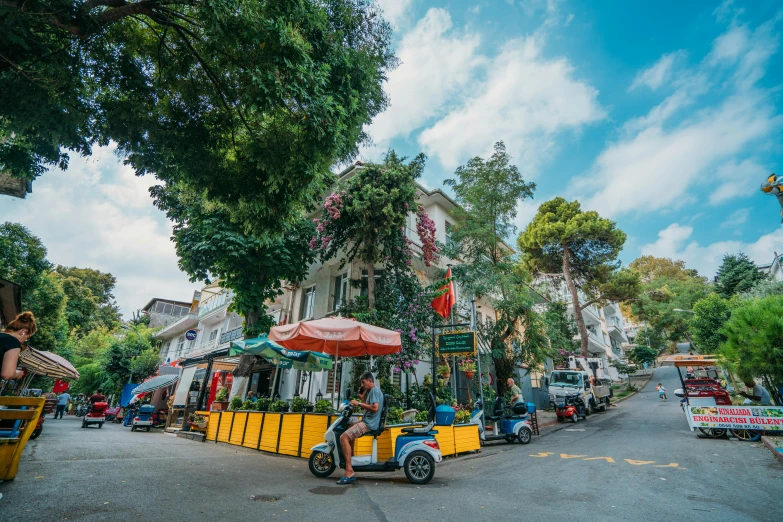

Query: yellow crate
229,413,248,446
300,414,330,457
216,412,234,443
434,426,456,456
259,413,281,453
453,424,480,454
242,413,264,449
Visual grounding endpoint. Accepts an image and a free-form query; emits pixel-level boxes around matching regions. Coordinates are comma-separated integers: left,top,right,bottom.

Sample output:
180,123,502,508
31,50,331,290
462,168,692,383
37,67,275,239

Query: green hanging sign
437,332,476,356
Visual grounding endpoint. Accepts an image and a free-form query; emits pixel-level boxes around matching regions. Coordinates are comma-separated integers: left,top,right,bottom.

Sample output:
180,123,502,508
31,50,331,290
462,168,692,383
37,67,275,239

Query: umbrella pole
332,343,339,409
271,365,279,399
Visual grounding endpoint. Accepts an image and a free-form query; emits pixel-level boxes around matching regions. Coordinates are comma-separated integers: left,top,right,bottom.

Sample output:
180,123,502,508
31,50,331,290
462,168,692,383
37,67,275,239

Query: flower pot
440,373,450,381
463,371,475,379
211,401,229,411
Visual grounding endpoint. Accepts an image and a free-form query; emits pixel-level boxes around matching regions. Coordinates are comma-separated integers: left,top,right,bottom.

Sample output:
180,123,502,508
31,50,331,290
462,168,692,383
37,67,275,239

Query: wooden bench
0,396,44,480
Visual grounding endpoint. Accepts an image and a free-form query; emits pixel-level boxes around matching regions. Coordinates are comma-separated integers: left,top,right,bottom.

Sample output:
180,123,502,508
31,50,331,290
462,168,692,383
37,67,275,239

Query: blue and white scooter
471,397,534,445
308,392,443,484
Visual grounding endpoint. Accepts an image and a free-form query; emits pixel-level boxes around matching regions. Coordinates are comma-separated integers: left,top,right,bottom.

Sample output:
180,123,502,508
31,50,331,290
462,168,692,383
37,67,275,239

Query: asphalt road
2,367,781,522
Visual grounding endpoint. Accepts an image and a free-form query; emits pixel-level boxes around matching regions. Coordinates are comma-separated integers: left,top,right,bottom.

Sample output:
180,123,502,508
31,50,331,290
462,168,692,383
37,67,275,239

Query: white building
757,252,783,282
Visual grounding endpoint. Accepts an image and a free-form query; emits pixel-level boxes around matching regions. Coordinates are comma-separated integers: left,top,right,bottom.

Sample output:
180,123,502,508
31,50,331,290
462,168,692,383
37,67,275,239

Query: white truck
547,356,612,414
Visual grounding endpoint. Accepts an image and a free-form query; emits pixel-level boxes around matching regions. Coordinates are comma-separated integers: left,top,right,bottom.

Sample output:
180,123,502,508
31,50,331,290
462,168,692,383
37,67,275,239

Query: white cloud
0,145,198,317
513,199,540,234
578,15,783,218
418,36,605,172
375,0,415,28
710,158,767,205
630,52,683,91
641,223,783,279
363,8,483,156
720,208,750,229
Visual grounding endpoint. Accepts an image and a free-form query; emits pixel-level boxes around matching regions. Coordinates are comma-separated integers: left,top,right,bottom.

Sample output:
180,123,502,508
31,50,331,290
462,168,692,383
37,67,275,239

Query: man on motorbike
337,372,382,485
89,388,106,405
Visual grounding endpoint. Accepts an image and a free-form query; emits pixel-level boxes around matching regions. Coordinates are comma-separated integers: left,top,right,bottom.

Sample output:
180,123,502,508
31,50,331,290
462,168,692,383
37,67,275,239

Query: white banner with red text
685,405,783,431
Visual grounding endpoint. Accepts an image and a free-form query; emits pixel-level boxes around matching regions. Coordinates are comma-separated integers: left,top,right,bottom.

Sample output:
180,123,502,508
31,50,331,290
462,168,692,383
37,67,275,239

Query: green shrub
256,397,271,411
240,400,255,411
314,400,333,414
228,396,243,411
415,410,429,422
214,387,229,402
290,397,311,413
269,400,288,412
455,409,471,424
386,406,404,425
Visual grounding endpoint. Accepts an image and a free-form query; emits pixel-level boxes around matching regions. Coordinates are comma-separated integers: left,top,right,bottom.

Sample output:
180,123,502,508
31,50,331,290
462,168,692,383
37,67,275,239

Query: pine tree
715,253,766,298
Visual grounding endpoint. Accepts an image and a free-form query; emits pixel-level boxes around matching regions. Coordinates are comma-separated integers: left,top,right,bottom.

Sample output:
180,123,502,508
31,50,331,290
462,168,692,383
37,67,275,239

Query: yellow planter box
453,424,480,454
0,397,44,481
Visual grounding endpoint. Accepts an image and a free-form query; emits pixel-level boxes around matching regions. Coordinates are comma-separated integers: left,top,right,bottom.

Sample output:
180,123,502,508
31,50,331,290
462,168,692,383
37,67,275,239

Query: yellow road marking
529,452,554,458
656,463,679,468
560,453,589,459
584,456,615,463
625,459,656,466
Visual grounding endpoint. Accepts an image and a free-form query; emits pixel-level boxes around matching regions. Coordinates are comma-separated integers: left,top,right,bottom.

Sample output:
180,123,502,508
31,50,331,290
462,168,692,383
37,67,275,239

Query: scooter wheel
556,416,564,423
518,428,532,445
308,451,336,478
99,423,103,429
30,428,42,439
571,413,578,423
146,427,151,432
404,451,435,485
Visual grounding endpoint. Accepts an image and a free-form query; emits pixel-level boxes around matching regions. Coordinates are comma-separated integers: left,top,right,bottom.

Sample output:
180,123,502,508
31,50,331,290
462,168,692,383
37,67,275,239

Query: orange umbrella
269,316,401,357
269,317,401,404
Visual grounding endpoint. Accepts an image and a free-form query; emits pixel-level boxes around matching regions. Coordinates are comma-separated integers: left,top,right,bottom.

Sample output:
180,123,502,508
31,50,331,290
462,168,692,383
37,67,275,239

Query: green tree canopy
715,252,766,298
518,198,632,357
628,255,700,283
2,0,396,235
720,295,783,384
630,276,710,343
55,266,121,328
440,143,549,392
690,293,736,354
627,344,658,367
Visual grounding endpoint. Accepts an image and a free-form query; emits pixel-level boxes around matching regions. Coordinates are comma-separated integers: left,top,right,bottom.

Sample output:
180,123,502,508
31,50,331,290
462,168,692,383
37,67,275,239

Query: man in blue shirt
337,372,382,485
55,391,71,419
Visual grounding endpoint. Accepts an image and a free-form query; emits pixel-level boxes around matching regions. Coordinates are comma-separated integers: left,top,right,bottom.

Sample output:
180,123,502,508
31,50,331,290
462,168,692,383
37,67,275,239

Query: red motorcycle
552,393,587,423
30,397,57,440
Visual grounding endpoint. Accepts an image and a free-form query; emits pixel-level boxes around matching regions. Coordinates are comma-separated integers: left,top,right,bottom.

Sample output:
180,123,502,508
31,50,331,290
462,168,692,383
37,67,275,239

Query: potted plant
212,387,229,411
188,413,208,429
437,364,451,381
314,399,333,414
256,397,271,412
269,400,289,413
290,397,311,413
228,396,243,411
454,409,471,424
458,358,477,379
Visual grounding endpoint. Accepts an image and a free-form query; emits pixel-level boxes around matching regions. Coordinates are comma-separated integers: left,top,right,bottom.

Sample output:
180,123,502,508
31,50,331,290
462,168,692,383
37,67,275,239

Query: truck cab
548,356,612,413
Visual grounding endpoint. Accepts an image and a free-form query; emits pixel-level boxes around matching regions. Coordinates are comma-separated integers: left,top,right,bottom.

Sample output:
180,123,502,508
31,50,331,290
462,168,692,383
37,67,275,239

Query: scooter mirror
673,389,684,398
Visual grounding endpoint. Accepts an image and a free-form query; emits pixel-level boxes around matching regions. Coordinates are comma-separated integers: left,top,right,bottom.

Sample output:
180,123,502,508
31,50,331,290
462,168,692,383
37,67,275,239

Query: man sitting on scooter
507,378,524,406
88,388,106,405
337,372,382,485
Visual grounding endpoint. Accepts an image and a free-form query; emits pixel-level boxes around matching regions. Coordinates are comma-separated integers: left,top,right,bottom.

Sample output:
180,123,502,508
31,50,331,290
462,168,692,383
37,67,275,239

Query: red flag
431,268,455,319
52,379,69,393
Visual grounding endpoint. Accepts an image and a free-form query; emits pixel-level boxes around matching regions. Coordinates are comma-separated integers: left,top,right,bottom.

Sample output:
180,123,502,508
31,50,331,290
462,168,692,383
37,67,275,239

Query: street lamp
121,325,143,384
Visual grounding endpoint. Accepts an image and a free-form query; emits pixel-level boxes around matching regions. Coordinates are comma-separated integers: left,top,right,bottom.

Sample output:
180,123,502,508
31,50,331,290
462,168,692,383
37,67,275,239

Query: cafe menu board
436,332,476,356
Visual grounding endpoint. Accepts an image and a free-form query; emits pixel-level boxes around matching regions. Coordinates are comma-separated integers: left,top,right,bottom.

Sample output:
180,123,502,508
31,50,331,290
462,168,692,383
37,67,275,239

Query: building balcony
607,316,628,342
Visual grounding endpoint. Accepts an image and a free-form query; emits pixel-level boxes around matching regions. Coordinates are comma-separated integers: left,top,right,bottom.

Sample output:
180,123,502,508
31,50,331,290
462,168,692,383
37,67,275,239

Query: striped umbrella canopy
132,373,180,395
230,336,333,371
19,347,80,380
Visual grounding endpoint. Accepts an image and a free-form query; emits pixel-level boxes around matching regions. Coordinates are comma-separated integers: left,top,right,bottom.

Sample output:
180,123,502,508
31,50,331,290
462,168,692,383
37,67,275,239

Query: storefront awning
132,373,180,395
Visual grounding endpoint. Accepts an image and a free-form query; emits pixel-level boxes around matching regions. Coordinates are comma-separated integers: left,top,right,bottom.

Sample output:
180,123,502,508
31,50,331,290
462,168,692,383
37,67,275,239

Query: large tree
2,0,396,234
630,275,710,344
715,253,766,298
720,295,783,385
518,198,637,357
55,266,121,329
628,255,700,283
440,142,550,393
690,293,736,354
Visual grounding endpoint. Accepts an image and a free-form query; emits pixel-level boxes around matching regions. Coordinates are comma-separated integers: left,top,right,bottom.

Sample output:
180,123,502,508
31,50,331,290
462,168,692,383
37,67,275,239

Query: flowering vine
415,204,439,267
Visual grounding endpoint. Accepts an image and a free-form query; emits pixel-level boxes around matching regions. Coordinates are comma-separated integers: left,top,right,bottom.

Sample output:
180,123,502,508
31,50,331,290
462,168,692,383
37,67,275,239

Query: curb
761,436,783,466
611,374,653,405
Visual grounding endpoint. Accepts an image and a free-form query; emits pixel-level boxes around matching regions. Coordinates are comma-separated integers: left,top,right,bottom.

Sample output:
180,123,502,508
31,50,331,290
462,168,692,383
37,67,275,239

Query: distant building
757,252,783,282
141,297,194,329
0,172,32,199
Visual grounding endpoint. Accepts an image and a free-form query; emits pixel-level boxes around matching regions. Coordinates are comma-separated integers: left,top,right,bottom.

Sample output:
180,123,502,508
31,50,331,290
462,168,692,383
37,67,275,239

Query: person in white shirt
740,380,772,405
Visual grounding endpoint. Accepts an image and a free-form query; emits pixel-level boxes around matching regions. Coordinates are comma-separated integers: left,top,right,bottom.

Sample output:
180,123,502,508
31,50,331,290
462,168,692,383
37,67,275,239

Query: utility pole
471,294,484,409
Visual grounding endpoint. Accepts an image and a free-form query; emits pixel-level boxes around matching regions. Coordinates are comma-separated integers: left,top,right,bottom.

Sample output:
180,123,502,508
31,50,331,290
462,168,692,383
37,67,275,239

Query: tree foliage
628,256,700,283
715,253,766,298
630,275,710,343
518,198,631,357
738,278,783,300
690,293,736,354
2,0,397,236
310,151,436,309
720,295,783,384
55,266,121,329
441,143,549,393
627,344,658,367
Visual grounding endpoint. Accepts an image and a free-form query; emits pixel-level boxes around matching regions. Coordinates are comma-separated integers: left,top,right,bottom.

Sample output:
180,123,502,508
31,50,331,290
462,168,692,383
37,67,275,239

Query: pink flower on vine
416,205,439,267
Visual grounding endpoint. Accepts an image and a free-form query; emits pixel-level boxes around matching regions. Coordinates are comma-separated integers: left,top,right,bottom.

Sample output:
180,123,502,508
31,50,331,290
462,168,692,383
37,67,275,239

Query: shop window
300,285,316,320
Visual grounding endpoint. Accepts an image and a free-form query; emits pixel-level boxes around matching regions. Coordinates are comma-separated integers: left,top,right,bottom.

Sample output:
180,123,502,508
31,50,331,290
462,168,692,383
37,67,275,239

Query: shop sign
437,332,476,356
685,405,783,431
185,329,198,341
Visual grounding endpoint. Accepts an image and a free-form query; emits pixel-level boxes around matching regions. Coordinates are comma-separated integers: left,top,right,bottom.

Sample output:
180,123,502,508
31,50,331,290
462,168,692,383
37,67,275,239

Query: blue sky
1,0,782,316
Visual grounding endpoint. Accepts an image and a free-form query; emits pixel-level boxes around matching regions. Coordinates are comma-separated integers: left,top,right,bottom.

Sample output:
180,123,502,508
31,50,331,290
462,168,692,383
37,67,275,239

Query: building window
300,286,316,320
360,269,385,297
445,221,454,248
333,272,349,311
208,329,219,342
529,370,543,389
176,336,185,356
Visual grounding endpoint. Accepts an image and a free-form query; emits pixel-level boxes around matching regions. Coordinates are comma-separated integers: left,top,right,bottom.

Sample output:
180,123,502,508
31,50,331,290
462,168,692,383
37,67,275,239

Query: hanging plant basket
463,371,475,380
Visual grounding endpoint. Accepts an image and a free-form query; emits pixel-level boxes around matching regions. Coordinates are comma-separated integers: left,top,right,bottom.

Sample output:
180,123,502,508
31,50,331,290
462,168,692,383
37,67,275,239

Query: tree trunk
367,263,376,310
563,245,590,357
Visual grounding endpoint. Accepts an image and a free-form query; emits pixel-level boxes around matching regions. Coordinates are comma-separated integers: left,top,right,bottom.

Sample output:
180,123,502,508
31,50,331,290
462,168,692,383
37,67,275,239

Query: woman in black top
1,311,37,381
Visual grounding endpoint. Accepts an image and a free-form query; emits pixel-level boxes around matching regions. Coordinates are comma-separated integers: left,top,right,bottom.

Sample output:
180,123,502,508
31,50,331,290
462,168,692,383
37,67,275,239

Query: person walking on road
55,391,71,419
656,383,667,400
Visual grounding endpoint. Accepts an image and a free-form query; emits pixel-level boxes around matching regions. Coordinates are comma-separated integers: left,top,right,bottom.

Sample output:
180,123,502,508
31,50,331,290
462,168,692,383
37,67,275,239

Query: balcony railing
198,292,232,318
187,339,218,358
219,327,244,345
